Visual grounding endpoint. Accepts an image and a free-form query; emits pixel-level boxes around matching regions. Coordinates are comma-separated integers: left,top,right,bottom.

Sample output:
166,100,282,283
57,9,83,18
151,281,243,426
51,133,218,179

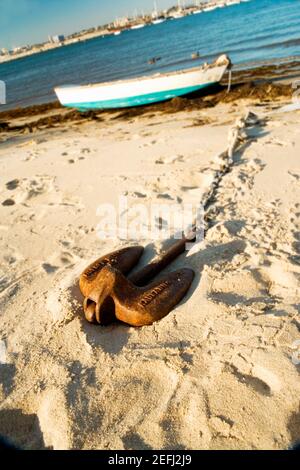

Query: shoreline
1,58,300,115
0,69,294,128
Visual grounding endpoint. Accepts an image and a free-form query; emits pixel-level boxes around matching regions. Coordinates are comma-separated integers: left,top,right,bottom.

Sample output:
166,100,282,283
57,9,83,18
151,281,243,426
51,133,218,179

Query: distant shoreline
0,0,251,65
0,29,113,66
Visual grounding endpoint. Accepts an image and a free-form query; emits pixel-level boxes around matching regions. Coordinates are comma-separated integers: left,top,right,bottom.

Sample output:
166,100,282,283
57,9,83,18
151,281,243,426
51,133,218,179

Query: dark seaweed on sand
0,60,297,135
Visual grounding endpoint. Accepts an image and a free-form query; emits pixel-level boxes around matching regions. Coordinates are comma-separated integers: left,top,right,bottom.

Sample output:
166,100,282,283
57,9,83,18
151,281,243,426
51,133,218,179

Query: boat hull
55,58,230,111
61,82,217,110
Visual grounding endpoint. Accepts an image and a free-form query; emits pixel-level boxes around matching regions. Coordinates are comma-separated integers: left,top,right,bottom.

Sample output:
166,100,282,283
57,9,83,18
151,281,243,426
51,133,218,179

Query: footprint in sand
159,379,211,449
66,155,87,165
288,170,300,181
266,137,294,147
45,261,85,324
289,204,300,227
1,245,24,267
0,265,40,305
263,259,299,297
96,362,179,449
155,155,184,165
287,227,300,265
81,148,91,155
42,250,78,275
207,267,274,312
42,263,59,274
22,151,41,162
157,193,174,200
234,159,265,190
133,192,147,198
228,363,281,397
2,176,56,206
2,199,16,207
126,191,149,199
181,185,199,191
141,139,158,148
6,179,20,191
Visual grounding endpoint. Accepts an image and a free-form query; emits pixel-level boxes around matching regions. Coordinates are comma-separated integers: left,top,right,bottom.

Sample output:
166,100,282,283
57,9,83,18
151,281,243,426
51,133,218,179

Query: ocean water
1,0,300,110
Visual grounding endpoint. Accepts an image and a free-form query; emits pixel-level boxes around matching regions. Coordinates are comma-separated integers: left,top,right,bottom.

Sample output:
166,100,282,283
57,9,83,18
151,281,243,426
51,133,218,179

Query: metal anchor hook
79,231,196,327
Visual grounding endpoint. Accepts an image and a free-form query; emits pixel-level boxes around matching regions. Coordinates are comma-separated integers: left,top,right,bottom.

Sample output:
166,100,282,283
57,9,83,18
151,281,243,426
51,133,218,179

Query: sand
0,86,300,449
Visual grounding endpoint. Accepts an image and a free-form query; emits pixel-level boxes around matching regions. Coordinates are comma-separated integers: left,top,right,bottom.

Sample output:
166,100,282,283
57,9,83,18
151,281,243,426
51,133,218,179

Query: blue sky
0,0,185,49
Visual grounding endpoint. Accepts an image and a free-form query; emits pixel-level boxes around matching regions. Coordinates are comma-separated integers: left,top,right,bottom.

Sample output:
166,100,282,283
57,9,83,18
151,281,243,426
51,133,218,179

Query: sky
0,0,193,49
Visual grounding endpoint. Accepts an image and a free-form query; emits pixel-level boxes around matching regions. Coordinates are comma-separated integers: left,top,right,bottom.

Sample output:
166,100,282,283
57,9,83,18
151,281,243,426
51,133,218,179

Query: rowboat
152,18,166,24
54,55,231,111
203,6,218,12
171,12,184,19
130,24,145,30
152,1,166,25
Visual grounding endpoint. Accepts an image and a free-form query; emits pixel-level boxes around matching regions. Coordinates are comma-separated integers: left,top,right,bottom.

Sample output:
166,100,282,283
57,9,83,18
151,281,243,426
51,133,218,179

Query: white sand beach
0,93,300,449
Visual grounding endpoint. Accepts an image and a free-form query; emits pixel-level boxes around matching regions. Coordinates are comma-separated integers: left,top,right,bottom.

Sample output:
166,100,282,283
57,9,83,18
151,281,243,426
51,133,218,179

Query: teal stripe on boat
64,82,217,111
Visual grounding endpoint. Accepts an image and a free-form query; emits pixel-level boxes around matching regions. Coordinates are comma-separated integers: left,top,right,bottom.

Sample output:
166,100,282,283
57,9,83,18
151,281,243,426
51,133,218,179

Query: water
1,0,300,110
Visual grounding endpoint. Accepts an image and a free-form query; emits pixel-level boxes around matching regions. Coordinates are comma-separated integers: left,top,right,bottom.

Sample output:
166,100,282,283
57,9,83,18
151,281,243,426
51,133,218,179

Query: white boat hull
131,24,145,30
152,19,166,24
55,56,230,111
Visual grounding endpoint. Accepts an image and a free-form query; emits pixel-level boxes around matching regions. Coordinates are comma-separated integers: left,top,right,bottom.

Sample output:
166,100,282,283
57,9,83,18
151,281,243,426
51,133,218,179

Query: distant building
12,45,29,54
48,35,65,44
114,17,130,28
0,48,8,56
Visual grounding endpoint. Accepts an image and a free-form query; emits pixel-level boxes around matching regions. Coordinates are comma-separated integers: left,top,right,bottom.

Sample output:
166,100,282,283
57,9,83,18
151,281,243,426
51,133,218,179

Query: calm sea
1,0,300,110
